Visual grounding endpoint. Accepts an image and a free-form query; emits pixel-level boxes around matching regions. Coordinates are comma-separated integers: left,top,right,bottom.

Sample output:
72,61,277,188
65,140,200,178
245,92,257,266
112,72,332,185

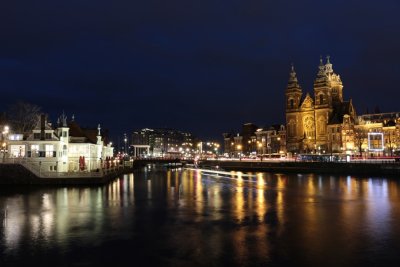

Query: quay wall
198,160,400,176
0,159,187,185
0,164,132,185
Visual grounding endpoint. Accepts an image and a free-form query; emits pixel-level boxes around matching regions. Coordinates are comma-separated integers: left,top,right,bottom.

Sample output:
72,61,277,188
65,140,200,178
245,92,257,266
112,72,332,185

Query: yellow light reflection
234,173,245,223
256,174,266,222
194,170,204,215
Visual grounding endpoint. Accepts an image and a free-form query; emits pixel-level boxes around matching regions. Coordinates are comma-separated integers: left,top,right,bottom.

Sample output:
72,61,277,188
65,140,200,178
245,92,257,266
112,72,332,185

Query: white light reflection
365,179,390,242
147,179,152,199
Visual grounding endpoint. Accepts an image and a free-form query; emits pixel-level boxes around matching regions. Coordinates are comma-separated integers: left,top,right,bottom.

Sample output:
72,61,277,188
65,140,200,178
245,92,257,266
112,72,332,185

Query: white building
6,114,113,173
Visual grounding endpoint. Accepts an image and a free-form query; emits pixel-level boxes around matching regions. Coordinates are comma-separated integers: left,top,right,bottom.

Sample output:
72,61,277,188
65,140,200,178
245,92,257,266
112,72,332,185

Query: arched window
288,120,296,137
319,94,324,104
304,117,315,138
318,117,326,134
289,99,294,109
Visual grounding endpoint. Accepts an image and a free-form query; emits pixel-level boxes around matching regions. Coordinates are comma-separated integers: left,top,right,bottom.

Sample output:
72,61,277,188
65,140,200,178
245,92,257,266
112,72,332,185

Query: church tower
313,56,332,107
325,56,343,103
284,56,355,154
313,56,333,151
285,64,303,152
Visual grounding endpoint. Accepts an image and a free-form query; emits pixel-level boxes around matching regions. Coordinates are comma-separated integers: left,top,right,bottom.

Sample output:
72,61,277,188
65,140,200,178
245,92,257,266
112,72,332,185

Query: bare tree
7,101,42,135
354,127,367,157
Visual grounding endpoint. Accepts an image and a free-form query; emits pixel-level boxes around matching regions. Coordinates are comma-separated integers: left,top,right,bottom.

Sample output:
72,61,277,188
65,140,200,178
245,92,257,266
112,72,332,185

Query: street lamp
257,143,262,154
124,133,127,155
257,143,263,161
237,144,242,160
1,125,9,162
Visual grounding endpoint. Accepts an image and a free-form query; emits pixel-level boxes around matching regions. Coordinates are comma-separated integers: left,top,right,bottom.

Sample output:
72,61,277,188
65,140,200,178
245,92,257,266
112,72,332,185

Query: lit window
45,145,54,157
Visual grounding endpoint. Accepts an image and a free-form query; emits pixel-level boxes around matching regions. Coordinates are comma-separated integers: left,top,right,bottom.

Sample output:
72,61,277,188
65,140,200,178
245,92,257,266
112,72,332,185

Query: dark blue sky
1,0,400,141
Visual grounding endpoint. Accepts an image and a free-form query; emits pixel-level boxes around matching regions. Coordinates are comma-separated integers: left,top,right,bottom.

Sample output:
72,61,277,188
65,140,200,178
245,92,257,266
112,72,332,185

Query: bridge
131,158,194,167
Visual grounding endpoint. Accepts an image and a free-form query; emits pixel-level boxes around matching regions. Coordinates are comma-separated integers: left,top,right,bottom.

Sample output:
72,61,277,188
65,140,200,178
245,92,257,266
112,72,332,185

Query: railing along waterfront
205,157,400,164
0,158,125,178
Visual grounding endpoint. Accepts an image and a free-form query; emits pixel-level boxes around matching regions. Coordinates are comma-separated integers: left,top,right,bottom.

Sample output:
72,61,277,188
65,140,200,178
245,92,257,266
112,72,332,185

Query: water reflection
1,168,400,266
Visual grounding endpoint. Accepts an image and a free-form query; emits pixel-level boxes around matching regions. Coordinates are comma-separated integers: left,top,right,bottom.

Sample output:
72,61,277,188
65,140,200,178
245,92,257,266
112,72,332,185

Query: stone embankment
0,159,189,185
0,163,132,185
198,160,400,176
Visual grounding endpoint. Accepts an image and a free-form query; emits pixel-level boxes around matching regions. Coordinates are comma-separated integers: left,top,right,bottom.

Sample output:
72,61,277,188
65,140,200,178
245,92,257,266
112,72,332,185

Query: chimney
40,114,45,140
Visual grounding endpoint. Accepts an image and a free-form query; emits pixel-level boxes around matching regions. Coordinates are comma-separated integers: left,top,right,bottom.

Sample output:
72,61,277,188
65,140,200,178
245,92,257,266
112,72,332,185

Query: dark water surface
1,166,400,266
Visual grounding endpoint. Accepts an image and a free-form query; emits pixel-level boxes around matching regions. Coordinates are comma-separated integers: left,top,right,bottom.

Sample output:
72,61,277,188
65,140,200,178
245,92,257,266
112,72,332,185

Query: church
285,56,357,155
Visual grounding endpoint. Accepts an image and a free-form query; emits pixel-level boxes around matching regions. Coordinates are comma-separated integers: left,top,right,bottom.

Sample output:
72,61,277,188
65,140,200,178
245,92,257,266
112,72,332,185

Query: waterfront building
285,56,400,157
353,112,400,157
285,57,357,155
5,114,113,172
196,141,220,159
223,123,286,157
131,128,195,158
254,125,286,156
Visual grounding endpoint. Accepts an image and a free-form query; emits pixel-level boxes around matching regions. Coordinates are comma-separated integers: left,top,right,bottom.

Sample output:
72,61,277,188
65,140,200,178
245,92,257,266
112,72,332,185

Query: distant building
254,125,286,156
131,128,195,158
223,123,286,157
196,141,221,158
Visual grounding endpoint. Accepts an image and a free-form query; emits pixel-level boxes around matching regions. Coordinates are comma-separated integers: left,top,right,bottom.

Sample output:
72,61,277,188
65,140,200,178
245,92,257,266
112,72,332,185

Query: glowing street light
1,125,10,162
237,144,242,160
124,133,127,155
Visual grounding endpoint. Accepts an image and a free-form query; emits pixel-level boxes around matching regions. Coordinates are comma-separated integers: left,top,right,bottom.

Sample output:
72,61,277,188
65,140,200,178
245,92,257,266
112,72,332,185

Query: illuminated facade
6,114,113,172
223,123,286,157
285,57,400,157
285,57,357,154
131,128,195,157
355,113,400,157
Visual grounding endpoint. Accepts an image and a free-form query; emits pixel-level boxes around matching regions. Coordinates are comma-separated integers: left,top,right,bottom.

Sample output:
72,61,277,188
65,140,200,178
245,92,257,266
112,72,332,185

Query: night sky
1,0,400,142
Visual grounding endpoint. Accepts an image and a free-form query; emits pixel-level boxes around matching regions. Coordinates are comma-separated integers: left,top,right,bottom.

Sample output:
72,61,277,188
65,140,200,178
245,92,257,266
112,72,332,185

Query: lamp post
124,133,127,156
214,144,220,157
1,142,6,163
1,125,9,162
237,144,242,160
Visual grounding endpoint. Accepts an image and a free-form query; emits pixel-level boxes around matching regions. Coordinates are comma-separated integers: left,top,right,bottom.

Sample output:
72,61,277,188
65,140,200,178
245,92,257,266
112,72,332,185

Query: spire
62,113,67,127
289,63,298,83
287,63,301,90
97,124,102,145
72,114,75,121
325,55,333,74
317,56,325,75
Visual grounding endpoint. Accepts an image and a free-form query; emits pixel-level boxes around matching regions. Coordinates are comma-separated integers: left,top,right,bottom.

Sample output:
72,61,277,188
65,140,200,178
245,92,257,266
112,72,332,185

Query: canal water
1,166,400,266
